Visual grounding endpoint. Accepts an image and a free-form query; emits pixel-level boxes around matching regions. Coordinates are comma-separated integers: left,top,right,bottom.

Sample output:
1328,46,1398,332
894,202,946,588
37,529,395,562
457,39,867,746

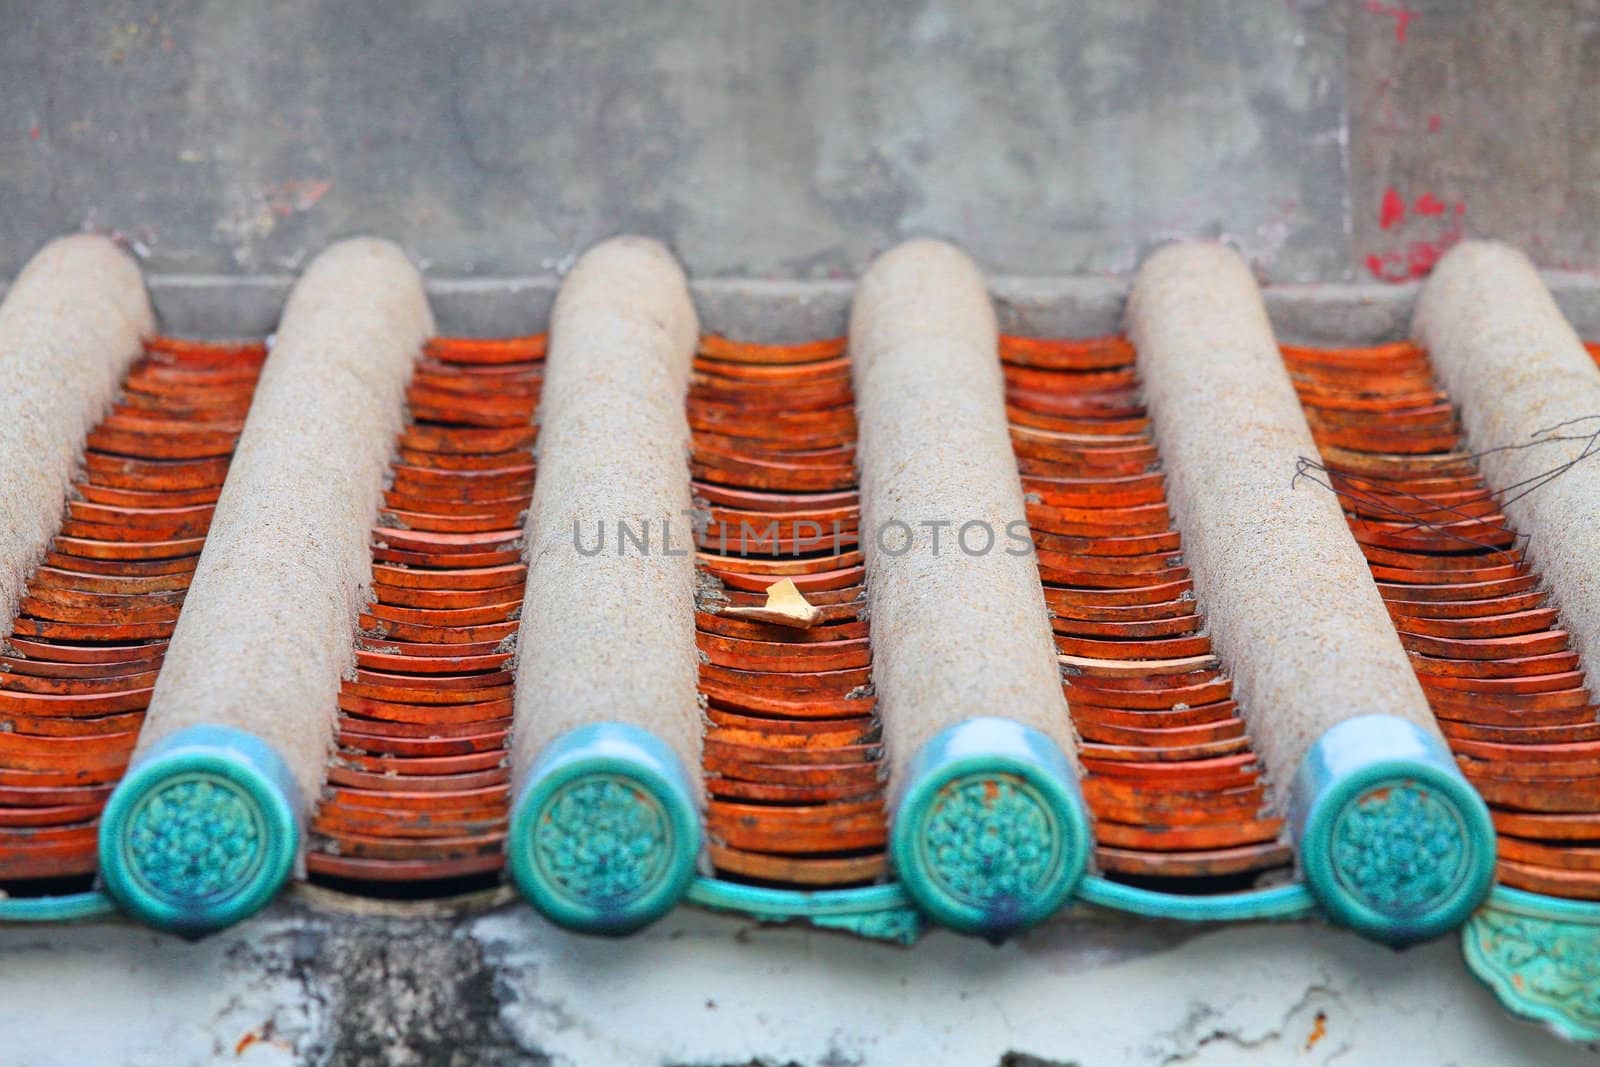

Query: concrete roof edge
2,269,1596,345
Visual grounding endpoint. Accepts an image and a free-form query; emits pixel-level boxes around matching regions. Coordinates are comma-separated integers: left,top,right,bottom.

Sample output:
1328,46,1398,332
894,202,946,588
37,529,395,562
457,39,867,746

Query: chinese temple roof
0,233,1597,1044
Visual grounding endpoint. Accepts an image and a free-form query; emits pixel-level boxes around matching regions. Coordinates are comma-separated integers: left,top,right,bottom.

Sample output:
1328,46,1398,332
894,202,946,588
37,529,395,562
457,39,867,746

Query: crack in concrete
1149,975,1343,1065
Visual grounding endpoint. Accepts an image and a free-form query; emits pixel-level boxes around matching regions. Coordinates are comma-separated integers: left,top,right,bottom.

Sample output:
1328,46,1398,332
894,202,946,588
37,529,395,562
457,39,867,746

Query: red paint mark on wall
263,179,333,218
1365,1,1416,43
1415,193,1446,217
1367,190,1466,282
1379,186,1406,230
1427,113,1442,132
1405,233,1457,276
1365,227,1464,282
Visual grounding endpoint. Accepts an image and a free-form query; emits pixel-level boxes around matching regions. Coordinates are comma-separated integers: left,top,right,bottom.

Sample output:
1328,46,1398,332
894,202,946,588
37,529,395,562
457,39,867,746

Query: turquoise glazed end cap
507,722,701,936
891,717,1092,939
1292,714,1496,946
98,724,300,938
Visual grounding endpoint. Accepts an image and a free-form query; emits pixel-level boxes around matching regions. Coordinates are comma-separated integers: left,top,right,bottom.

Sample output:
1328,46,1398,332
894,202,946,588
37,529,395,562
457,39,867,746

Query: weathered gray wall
6,1,1592,283
0,0,1453,281
1349,0,1600,282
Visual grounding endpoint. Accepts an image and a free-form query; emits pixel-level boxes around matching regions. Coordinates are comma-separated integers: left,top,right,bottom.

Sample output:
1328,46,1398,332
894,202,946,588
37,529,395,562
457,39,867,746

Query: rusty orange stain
1305,1011,1328,1051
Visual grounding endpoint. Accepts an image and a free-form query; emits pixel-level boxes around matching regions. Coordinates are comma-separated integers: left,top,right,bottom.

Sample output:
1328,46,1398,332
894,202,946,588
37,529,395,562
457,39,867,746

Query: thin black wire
1291,415,1600,561
1292,456,1524,560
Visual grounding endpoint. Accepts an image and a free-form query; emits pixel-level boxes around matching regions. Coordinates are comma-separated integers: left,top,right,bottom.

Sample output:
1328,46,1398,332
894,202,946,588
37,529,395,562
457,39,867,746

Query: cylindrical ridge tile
1127,242,1494,944
506,236,702,935
852,239,1090,938
98,238,433,935
1416,241,1600,705
0,235,153,635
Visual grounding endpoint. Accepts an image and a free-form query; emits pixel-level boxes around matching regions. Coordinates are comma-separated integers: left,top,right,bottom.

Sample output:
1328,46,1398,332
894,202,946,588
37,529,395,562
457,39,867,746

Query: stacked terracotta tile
307,336,544,890
0,338,263,883
689,336,888,887
1286,340,1600,900
1000,334,1290,885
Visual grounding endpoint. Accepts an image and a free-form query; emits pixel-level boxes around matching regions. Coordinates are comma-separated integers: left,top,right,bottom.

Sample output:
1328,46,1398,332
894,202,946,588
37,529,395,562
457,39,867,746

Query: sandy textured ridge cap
133,236,434,805
510,234,702,796
853,238,1090,936
0,234,153,640
504,234,703,934
1415,240,1600,708
1126,241,1442,814
851,237,1078,788
849,237,997,378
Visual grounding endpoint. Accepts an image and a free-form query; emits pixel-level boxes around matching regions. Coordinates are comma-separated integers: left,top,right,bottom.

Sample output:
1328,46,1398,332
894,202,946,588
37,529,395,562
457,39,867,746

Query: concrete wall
4,0,1596,282
0,896,1587,1067
1349,0,1600,281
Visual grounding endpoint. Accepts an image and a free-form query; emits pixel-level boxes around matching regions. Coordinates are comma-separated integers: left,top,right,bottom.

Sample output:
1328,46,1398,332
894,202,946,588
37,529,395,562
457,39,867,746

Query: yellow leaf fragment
722,578,821,629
